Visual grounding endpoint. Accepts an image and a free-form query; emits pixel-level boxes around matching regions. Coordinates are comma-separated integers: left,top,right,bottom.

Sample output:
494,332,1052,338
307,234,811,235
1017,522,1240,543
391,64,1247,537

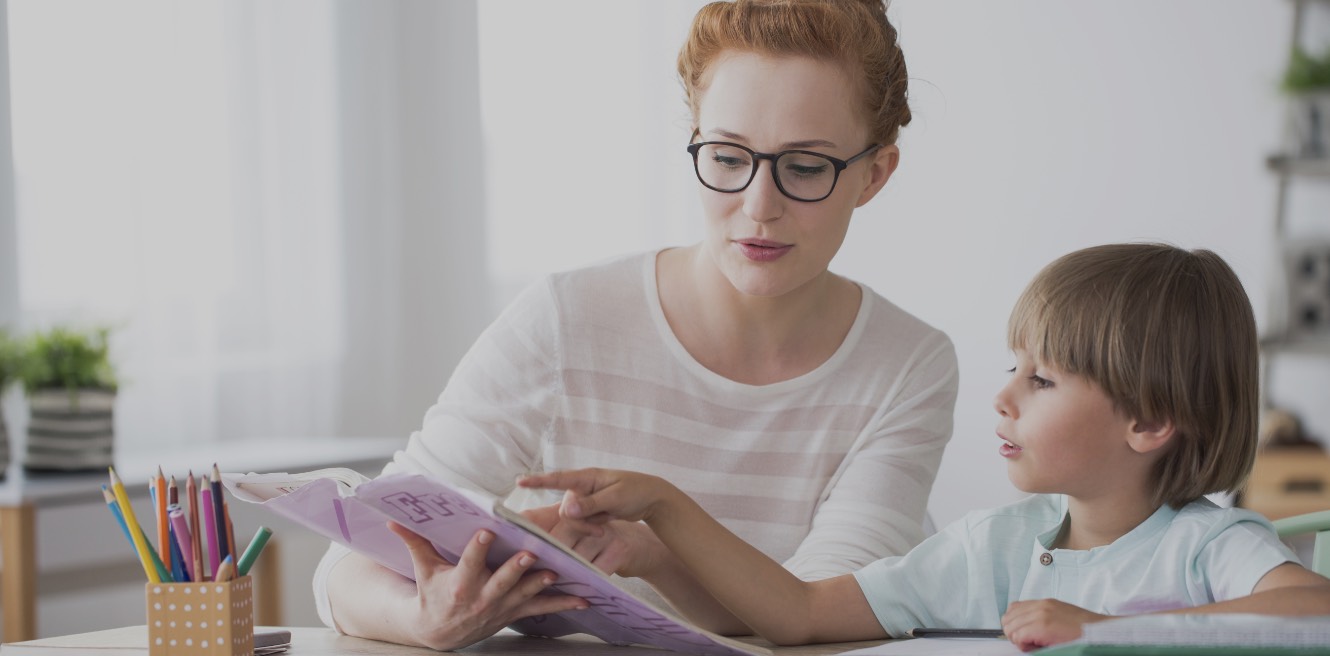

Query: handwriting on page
367,481,751,653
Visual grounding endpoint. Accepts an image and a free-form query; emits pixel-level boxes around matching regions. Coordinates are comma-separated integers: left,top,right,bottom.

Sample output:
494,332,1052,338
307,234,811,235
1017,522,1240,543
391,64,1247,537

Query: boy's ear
1127,418,1176,454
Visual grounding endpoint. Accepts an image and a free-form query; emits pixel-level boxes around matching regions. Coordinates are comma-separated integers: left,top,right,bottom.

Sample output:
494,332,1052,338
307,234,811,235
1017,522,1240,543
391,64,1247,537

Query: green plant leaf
18,326,119,394
1283,45,1330,94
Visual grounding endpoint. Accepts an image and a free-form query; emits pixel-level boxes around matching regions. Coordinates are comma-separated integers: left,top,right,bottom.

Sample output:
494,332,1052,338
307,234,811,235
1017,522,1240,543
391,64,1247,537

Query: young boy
519,243,1330,651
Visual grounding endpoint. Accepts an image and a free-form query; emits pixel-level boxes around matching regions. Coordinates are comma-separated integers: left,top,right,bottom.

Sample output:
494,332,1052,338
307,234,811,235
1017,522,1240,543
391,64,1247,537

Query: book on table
222,468,769,656
1033,613,1330,655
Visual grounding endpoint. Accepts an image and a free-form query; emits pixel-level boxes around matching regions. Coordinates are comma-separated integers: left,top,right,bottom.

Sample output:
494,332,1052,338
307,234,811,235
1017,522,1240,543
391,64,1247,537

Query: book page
225,470,769,656
1081,613,1330,647
223,468,370,502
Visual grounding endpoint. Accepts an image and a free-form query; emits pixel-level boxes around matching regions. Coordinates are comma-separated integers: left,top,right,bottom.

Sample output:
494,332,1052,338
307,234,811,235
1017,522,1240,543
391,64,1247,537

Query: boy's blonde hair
1007,243,1258,508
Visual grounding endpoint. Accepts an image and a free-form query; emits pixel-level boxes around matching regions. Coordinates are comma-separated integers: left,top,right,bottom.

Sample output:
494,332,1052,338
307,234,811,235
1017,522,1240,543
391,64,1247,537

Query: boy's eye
1028,374,1052,390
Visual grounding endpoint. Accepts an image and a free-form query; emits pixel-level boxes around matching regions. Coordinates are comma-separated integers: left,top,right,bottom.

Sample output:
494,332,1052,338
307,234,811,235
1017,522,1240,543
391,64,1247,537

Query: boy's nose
993,385,1015,418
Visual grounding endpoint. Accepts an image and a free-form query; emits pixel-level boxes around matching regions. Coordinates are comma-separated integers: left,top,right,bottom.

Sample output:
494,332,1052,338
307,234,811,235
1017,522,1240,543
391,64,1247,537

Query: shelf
1261,332,1330,356
1267,154,1330,177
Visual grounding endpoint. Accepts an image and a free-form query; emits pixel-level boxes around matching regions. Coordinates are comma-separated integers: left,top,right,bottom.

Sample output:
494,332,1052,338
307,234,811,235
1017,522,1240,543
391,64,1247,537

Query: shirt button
1040,552,1053,566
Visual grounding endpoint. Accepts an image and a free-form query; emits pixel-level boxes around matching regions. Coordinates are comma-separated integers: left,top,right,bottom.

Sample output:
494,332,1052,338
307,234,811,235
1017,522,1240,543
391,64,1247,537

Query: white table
0,625,893,656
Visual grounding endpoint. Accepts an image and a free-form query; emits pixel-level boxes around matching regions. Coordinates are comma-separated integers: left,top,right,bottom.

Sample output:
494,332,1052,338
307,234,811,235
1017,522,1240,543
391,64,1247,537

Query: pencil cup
146,576,254,656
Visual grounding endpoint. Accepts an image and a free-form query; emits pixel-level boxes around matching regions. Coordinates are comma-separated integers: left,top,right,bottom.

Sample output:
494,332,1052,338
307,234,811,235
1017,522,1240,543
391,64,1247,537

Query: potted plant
18,326,118,472
1282,45,1330,158
0,329,19,478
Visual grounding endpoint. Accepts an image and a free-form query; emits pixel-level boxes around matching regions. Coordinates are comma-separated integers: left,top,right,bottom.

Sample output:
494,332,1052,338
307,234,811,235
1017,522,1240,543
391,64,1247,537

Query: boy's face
993,350,1140,499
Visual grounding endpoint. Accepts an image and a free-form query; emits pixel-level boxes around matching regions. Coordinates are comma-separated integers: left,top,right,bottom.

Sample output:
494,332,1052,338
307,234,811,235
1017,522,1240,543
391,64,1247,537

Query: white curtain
0,0,17,326
5,0,488,450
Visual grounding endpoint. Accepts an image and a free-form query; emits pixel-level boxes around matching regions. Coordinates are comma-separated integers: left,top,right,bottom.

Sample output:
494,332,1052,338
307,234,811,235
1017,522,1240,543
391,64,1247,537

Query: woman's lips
736,239,792,262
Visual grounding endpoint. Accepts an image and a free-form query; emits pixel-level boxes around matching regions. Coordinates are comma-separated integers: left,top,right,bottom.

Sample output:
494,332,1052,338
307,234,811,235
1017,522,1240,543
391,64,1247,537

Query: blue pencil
168,523,189,582
101,485,133,545
102,484,173,582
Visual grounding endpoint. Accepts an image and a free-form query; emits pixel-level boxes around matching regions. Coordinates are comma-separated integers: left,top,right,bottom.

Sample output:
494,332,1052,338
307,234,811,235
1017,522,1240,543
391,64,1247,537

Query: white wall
842,1,1304,524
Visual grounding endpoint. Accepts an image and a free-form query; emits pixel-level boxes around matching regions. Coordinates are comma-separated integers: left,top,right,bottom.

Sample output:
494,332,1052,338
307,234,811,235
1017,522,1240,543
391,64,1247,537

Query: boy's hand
518,468,671,525
1001,599,1109,652
520,504,668,578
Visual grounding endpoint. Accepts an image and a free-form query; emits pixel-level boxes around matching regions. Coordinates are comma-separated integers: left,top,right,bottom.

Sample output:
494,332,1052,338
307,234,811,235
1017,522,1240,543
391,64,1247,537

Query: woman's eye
786,163,828,178
711,155,747,169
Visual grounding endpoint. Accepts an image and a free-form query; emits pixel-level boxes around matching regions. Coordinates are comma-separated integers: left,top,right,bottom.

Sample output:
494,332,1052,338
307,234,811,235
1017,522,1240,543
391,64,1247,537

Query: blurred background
1,0,1328,637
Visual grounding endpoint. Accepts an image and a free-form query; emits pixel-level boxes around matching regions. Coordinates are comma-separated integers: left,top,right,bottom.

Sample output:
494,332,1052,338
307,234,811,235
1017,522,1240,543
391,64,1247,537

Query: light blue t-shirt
852,495,1297,637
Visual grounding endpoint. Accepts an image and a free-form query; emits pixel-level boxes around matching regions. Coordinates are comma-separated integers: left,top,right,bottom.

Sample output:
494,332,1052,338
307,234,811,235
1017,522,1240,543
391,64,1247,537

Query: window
8,1,343,448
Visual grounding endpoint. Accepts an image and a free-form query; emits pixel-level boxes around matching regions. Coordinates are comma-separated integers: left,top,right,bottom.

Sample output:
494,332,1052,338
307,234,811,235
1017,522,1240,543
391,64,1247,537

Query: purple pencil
201,486,220,576
169,507,195,582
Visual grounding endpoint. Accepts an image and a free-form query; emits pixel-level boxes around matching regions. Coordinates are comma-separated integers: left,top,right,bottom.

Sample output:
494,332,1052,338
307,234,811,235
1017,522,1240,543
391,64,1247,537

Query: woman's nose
742,161,784,223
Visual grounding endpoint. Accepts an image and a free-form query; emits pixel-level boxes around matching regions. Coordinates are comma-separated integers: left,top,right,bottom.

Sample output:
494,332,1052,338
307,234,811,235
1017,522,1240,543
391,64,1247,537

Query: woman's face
693,51,895,299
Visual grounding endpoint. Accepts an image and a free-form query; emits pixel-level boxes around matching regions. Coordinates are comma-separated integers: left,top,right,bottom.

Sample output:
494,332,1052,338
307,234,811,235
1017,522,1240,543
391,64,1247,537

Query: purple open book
223,469,768,656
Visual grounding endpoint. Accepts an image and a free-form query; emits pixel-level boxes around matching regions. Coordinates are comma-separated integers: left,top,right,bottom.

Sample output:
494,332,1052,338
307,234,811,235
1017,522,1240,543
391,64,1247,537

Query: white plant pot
1287,92,1330,158
25,387,115,472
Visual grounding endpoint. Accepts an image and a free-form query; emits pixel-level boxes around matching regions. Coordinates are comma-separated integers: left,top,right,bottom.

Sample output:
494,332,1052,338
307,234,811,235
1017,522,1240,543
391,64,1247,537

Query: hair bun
678,0,912,145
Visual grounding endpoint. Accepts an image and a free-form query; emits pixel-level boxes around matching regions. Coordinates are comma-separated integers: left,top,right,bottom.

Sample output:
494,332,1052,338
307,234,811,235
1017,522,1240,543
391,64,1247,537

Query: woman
316,0,957,649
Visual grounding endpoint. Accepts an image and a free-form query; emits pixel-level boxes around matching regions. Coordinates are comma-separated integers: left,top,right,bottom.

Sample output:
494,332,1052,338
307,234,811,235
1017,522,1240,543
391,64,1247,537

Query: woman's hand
520,504,669,578
387,522,588,651
1000,599,1109,652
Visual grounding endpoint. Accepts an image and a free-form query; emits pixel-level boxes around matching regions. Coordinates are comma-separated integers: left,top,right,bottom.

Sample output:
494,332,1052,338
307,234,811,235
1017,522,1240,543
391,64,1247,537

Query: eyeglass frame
685,139,883,203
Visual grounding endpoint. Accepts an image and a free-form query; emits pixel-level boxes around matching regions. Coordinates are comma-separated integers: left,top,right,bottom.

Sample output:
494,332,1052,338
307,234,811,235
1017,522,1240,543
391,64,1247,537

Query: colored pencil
236,526,272,576
108,467,161,583
187,471,204,582
154,466,168,570
138,523,173,582
211,464,229,563
101,485,133,545
167,522,189,582
201,486,220,575
169,506,195,582
167,475,179,575
105,490,171,582
214,555,235,582
223,499,237,564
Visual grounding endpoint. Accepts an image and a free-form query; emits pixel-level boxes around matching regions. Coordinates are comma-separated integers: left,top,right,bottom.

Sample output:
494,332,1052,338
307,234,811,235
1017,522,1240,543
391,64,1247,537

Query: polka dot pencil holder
146,576,254,656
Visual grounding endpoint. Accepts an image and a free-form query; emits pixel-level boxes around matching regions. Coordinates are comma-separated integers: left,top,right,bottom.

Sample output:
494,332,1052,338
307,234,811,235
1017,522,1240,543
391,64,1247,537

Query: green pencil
236,526,272,576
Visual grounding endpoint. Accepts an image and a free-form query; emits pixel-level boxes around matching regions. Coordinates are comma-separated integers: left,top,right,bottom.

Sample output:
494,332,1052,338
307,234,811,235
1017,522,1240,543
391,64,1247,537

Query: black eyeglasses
686,141,882,202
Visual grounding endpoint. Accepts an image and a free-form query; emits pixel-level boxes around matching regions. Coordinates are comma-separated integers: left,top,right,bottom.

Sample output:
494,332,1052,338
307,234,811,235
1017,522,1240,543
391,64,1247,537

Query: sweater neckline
641,249,872,395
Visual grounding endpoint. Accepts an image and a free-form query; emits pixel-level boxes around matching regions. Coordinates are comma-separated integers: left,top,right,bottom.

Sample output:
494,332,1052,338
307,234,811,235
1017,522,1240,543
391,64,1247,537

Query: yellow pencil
109,467,161,583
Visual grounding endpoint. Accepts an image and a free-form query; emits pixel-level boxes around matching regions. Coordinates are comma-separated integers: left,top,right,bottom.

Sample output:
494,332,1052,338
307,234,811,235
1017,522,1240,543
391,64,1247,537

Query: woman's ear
855,144,899,208
1127,418,1176,455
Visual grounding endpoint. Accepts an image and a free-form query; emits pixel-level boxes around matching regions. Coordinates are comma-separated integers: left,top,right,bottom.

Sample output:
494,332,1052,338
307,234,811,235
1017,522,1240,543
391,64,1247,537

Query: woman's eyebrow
707,128,838,150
